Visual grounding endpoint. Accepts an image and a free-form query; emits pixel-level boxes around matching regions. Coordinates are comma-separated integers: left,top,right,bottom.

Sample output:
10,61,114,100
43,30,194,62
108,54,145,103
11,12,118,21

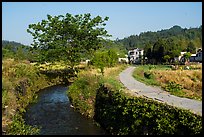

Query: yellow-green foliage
67,65,127,118
2,59,62,135
67,64,202,135
67,70,103,118
94,84,202,135
36,61,67,71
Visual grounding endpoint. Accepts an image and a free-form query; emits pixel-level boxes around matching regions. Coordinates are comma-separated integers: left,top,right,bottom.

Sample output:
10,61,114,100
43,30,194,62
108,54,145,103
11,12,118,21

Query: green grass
132,65,202,101
67,64,128,118
132,65,162,86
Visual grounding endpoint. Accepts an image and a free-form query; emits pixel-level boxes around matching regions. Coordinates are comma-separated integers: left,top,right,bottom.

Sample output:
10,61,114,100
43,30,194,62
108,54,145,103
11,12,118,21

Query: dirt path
119,66,202,116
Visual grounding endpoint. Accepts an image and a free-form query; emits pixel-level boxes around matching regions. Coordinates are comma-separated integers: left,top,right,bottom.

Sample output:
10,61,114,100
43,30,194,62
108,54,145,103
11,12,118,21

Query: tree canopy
27,13,111,68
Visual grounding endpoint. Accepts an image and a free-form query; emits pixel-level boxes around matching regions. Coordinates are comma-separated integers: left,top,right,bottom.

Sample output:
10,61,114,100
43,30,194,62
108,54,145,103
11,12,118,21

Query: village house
178,48,202,63
128,48,144,64
189,48,202,62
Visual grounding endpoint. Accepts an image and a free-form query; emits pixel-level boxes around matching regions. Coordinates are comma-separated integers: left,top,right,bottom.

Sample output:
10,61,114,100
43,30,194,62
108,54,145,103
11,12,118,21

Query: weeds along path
119,66,202,116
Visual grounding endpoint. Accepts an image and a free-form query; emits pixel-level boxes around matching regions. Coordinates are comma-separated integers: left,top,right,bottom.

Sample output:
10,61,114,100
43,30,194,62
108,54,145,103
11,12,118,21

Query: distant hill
2,40,27,48
116,25,202,51
2,40,29,52
2,40,33,60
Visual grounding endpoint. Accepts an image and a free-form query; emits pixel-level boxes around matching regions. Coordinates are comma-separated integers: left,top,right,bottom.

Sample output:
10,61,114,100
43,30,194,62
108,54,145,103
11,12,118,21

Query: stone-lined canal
24,85,107,135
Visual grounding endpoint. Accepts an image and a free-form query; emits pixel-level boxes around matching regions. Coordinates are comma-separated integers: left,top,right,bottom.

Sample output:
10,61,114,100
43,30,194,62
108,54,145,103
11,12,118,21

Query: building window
130,52,134,55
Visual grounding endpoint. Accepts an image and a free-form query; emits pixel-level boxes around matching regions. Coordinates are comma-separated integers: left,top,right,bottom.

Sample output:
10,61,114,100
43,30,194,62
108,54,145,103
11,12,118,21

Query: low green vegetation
67,64,127,118
67,64,202,135
95,84,202,135
91,49,118,75
164,81,184,96
132,65,170,86
132,65,202,100
2,59,64,135
7,113,40,135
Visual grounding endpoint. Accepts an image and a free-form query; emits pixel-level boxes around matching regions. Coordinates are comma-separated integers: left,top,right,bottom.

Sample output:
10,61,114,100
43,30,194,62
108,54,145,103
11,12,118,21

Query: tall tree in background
27,13,110,71
143,42,152,63
186,42,196,53
152,39,166,64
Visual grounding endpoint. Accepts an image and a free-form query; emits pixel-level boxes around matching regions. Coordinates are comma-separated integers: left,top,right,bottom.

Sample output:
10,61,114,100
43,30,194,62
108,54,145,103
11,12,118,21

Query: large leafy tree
152,39,166,64
27,13,110,69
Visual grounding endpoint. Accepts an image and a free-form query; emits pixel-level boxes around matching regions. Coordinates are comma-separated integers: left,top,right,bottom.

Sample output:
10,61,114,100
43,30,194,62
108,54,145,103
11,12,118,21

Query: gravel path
119,66,202,116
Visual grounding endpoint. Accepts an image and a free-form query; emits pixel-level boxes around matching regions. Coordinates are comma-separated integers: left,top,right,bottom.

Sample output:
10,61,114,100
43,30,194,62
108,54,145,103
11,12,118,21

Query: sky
2,2,202,46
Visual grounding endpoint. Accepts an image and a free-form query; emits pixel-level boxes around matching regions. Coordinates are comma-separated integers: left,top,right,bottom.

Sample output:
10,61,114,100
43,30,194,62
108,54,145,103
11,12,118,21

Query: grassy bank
67,64,202,135
67,64,127,118
132,65,202,100
2,59,64,135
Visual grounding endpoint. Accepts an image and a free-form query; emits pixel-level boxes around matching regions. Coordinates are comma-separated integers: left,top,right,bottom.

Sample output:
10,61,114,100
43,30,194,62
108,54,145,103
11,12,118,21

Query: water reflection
24,85,107,135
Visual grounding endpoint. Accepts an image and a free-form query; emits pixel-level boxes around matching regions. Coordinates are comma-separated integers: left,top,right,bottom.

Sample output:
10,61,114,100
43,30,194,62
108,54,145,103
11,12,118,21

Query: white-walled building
178,48,202,63
189,48,202,62
128,48,144,64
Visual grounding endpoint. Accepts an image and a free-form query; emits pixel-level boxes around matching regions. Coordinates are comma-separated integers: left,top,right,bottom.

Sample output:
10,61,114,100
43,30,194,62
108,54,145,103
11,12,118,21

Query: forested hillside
116,25,202,51
2,40,35,61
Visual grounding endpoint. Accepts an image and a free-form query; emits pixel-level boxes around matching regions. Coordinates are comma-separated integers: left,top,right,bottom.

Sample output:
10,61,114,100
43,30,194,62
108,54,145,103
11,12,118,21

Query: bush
144,71,153,79
94,84,202,135
165,81,183,93
67,71,103,118
7,113,40,135
92,49,118,75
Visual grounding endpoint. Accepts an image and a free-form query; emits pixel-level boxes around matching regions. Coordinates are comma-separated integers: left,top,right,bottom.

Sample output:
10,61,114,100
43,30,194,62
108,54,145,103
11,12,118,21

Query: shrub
92,49,118,75
67,71,103,118
165,81,183,93
94,84,202,135
144,71,153,79
7,113,40,135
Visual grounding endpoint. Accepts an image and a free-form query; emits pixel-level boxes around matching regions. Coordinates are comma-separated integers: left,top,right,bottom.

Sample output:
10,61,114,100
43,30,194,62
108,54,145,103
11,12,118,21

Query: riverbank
24,85,106,135
67,64,202,135
2,59,66,135
3,60,202,135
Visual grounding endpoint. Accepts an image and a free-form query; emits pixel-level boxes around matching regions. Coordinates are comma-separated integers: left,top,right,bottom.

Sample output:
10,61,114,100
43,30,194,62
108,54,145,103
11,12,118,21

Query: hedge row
68,71,202,135
94,84,202,135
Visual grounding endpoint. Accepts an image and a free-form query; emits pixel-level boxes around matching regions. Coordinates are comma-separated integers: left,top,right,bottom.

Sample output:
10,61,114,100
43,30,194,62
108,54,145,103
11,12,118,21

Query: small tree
183,52,192,64
92,51,107,75
107,49,118,67
163,55,170,64
92,49,118,75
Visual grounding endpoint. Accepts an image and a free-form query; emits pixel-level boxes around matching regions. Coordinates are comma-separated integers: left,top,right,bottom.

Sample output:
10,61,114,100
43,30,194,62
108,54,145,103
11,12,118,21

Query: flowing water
24,85,107,135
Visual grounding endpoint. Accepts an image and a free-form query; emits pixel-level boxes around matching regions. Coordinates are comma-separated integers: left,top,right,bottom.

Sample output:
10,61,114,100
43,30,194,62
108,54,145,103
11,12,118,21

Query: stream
24,85,107,135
